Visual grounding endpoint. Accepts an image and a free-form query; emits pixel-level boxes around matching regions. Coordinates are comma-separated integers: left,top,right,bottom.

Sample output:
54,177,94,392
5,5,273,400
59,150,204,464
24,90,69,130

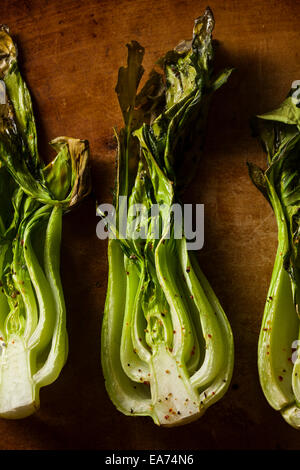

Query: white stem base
150,345,202,426
0,337,37,419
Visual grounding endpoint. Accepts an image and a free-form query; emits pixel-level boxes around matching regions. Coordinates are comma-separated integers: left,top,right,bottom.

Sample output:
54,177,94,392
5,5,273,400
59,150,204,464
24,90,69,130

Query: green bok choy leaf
101,7,234,426
249,83,300,429
0,26,91,418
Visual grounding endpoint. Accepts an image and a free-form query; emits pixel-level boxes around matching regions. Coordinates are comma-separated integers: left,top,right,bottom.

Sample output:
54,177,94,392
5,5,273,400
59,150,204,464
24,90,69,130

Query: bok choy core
249,84,300,429
0,26,91,418
101,8,234,426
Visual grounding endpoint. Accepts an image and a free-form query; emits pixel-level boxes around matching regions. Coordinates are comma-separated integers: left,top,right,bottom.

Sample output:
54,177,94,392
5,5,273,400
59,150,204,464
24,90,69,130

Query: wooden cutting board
1,0,300,450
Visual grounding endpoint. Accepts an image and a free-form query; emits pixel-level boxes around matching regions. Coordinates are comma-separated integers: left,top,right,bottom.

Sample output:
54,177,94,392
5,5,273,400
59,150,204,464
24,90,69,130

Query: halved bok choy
249,82,300,428
100,8,234,426
0,26,91,418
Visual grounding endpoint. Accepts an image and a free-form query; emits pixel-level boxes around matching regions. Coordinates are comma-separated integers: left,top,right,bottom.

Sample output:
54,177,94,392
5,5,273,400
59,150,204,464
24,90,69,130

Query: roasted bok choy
0,26,91,418
249,84,300,429
101,8,234,426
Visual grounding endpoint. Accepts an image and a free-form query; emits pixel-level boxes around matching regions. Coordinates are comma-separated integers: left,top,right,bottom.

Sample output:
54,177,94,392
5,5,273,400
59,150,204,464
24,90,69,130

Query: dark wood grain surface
1,0,300,450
